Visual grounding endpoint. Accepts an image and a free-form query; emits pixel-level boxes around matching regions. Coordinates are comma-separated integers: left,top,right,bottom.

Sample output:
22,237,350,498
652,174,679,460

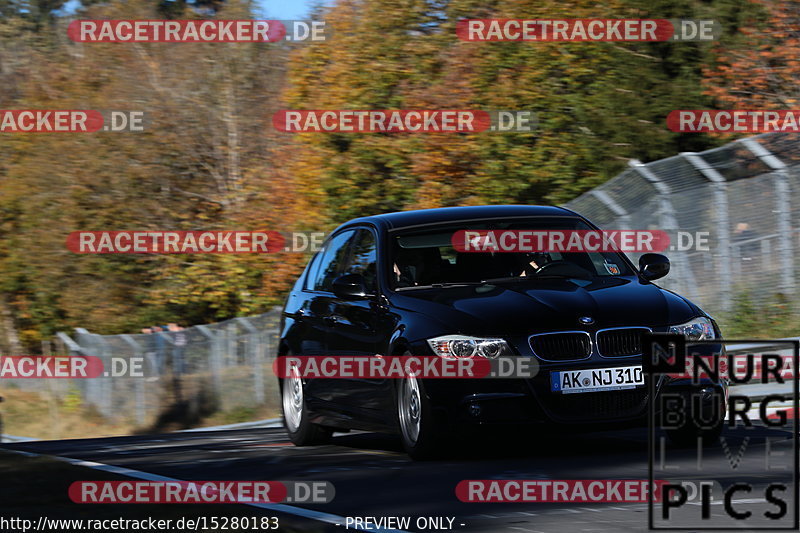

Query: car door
325,227,397,417
301,229,357,409
287,250,325,356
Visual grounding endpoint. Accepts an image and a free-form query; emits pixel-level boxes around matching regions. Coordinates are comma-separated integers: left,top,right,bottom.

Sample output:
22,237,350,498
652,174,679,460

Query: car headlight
669,317,716,340
426,335,513,359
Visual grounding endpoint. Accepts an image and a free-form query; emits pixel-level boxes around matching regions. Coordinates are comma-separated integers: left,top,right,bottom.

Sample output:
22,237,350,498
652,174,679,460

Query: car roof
339,205,580,232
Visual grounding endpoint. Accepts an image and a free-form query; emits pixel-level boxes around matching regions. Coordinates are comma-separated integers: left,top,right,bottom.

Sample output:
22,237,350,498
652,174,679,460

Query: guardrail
725,338,798,400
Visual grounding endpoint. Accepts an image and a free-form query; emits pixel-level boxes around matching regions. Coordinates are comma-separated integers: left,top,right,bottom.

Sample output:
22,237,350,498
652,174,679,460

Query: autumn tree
703,0,796,111
280,0,733,224
0,0,293,348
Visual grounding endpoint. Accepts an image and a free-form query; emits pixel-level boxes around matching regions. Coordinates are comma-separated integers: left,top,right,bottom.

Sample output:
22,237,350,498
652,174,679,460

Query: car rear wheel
281,357,331,446
396,355,445,460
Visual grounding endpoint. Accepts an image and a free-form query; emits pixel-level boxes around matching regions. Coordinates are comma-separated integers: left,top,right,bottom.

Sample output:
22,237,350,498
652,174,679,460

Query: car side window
312,230,356,292
342,229,378,292
303,251,323,291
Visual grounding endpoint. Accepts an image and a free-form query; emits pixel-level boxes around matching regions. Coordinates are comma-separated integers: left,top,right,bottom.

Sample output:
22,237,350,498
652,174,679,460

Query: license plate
551,365,644,394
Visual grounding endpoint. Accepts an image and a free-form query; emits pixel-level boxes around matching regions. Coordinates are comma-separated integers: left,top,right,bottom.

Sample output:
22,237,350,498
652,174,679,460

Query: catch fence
4,310,283,431
565,132,800,316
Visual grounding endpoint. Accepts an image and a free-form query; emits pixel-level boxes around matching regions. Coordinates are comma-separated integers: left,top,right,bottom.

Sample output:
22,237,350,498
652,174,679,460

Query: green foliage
282,0,732,219
719,291,797,339
62,386,83,413
220,406,257,424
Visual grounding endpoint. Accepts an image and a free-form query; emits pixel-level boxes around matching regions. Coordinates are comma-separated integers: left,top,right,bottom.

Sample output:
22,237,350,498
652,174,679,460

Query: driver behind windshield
391,223,629,289
393,250,545,284
520,252,553,276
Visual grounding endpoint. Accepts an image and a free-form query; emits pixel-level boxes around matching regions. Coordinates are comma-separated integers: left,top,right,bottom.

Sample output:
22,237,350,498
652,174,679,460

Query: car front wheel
396,358,445,460
281,358,331,446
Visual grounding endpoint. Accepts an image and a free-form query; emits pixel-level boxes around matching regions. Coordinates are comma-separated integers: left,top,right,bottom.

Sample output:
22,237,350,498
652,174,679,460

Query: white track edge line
0,447,409,533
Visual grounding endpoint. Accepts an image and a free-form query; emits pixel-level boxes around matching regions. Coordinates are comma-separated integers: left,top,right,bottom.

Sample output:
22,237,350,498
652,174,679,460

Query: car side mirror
639,253,670,281
332,273,373,300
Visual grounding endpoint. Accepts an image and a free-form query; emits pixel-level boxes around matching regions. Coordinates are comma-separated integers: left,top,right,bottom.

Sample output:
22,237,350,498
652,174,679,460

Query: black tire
280,356,332,446
395,353,446,460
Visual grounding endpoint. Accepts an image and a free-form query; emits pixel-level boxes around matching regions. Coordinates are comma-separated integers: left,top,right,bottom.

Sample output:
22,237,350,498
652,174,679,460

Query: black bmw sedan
278,205,725,459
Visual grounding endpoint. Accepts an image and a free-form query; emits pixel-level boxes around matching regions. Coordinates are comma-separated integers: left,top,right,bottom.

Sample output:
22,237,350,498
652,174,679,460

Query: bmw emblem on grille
579,316,594,325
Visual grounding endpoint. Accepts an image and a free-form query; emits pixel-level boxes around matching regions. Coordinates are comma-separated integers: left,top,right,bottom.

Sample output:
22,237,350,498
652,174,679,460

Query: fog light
468,403,481,417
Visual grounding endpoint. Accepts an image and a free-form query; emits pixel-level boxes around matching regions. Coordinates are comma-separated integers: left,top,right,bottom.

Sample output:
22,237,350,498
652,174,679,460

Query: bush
719,291,797,339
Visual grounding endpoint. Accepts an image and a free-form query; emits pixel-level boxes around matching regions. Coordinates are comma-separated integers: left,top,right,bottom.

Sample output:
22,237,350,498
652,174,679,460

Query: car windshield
390,217,633,290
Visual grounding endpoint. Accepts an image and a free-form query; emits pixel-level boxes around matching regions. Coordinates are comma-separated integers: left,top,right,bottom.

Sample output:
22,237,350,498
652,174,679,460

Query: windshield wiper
480,274,592,284
396,275,596,291
395,281,485,291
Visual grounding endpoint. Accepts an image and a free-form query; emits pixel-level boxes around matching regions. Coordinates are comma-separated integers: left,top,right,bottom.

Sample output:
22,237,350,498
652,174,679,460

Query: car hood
391,276,700,336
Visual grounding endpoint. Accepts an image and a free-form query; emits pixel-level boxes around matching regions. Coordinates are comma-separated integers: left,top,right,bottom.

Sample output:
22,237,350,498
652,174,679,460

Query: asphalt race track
1,424,796,532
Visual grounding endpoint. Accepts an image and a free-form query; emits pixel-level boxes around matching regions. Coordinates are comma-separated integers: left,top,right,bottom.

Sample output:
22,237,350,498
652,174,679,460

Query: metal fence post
682,153,733,312
223,322,235,366
237,317,264,405
628,159,699,301
75,328,100,414
197,325,222,400
589,190,632,230
121,334,146,426
740,137,796,297
97,334,113,419
157,330,179,402
56,332,83,356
